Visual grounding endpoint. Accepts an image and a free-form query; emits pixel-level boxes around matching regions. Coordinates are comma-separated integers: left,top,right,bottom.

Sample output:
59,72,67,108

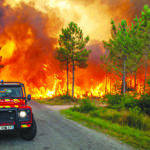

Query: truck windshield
0,87,23,98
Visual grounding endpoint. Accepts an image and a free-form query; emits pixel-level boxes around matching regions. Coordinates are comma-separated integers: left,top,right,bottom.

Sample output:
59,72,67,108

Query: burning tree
0,47,4,70
100,55,113,94
103,19,142,94
56,47,70,95
56,22,91,97
136,5,150,92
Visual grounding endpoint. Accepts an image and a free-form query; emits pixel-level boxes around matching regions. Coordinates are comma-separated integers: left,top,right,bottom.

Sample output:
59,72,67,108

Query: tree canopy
102,5,150,94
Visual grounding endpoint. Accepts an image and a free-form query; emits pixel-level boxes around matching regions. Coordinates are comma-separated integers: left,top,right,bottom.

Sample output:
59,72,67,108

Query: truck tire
20,119,37,141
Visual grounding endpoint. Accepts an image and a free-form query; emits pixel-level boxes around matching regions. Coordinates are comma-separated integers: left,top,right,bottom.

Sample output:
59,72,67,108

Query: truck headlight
19,111,27,118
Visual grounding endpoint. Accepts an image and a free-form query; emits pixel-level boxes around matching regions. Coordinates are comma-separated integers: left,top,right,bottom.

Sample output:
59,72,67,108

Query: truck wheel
20,119,37,141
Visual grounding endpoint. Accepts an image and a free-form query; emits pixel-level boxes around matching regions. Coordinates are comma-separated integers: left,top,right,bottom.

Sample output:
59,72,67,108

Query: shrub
71,106,81,112
127,106,145,130
90,108,122,124
106,94,140,110
138,94,150,116
89,107,107,118
121,94,139,109
79,99,97,113
72,99,97,113
105,94,123,108
61,94,76,102
89,109,101,118
101,109,123,124
89,107,150,131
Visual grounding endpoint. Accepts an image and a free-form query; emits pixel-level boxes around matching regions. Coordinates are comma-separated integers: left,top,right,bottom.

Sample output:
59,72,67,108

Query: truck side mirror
27,94,31,101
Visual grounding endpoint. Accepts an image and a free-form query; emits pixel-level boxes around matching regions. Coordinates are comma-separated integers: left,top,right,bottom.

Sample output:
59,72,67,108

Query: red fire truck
0,81,37,141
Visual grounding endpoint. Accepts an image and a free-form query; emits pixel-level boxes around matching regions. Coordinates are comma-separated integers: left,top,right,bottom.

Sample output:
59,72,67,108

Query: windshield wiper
1,95,9,97
0,95,16,98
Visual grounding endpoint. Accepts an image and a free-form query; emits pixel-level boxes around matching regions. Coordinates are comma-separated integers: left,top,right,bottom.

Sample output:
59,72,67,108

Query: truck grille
0,110,16,123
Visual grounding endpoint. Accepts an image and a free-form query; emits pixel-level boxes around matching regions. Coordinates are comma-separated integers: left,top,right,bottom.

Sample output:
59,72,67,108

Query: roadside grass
33,95,79,105
33,95,105,106
33,94,150,149
61,109,150,149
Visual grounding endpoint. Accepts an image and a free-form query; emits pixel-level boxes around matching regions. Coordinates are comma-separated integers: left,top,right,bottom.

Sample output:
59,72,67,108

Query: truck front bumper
0,108,31,132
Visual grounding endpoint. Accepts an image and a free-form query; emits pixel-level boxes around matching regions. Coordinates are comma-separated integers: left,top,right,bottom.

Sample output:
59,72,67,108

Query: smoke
0,1,63,87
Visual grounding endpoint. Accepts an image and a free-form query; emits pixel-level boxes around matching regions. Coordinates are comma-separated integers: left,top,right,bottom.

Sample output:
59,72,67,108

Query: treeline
102,5,150,94
56,5,150,97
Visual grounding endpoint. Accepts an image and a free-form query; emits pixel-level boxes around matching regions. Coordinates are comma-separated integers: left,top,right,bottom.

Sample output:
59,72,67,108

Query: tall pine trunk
105,72,107,95
144,55,148,93
72,60,75,97
121,78,123,94
134,72,137,91
105,71,107,95
123,60,126,94
110,74,111,94
67,59,69,95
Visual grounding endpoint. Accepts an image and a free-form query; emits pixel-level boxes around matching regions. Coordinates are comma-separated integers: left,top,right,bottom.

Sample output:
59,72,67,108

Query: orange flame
0,0,149,99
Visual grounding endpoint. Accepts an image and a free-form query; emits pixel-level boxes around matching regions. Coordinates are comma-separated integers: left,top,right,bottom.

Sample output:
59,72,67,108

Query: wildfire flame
0,0,149,98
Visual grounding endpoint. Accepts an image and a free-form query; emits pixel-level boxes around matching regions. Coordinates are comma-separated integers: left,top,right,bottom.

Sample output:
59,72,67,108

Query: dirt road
0,101,133,150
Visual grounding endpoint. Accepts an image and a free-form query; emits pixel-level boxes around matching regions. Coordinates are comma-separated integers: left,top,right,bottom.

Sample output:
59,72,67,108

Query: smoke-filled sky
0,0,149,96
3,0,150,41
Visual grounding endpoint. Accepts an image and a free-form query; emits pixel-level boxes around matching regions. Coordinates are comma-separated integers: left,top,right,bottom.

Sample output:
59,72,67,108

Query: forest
60,5,150,149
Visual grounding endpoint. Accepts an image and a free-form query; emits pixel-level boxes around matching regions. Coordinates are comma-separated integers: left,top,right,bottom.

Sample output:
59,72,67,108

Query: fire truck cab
0,81,37,141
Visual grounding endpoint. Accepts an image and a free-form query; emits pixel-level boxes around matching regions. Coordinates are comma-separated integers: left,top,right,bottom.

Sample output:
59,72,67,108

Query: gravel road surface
0,101,133,150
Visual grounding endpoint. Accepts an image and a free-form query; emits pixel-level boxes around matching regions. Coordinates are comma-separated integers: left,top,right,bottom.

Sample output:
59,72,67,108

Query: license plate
0,125,14,130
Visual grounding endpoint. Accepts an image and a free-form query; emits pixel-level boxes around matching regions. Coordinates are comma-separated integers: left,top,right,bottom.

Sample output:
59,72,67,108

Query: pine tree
56,22,91,97
137,5,150,92
103,19,142,94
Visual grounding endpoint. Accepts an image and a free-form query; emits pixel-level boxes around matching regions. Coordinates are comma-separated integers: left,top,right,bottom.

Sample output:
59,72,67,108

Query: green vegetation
62,109,150,149
106,94,150,116
139,94,150,115
71,98,150,130
103,19,143,94
61,97,150,149
72,99,97,113
56,22,91,97
34,95,79,105
101,5,150,93
137,5,150,91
